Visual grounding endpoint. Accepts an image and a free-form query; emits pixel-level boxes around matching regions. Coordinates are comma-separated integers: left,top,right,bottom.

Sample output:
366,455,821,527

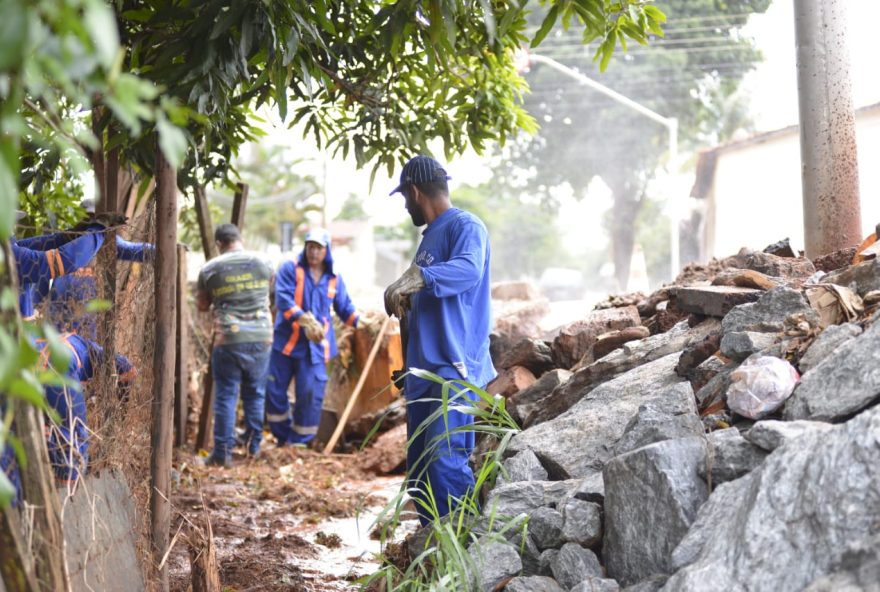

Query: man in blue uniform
1,332,136,502
385,155,496,525
266,228,363,446
197,224,273,466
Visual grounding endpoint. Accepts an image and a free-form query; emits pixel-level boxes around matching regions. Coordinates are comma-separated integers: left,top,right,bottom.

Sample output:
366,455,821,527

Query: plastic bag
726,356,800,419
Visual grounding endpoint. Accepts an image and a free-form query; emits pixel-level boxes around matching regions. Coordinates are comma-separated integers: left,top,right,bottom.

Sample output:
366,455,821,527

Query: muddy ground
166,442,411,592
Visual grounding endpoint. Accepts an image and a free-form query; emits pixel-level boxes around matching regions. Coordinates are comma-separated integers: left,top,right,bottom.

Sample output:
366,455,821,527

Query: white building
691,102,880,260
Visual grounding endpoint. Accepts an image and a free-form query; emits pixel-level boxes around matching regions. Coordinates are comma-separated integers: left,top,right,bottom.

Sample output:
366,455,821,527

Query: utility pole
794,0,862,257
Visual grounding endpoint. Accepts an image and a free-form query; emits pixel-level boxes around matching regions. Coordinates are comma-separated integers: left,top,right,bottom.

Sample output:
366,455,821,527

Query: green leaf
0,138,17,241
0,468,15,509
83,0,120,69
157,115,188,169
532,4,560,47
0,0,28,71
7,375,46,409
84,298,112,312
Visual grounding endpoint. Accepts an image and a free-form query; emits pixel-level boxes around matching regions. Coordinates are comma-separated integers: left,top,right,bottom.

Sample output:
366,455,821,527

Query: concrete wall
704,107,880,259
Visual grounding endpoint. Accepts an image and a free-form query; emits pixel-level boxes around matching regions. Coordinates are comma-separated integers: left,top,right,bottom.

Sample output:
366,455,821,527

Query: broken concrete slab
669,286,762,318
497,338,556,377
612,383,703,457
509,369,571,427
509,354,686,480
665,406,880,592
784,319,880,421
744,419,834,452
797,322,862,374
551,306,642,370
603,437,709,587
529,320,719,427
721,287,818,335
62,471,146,592
823,258,880,296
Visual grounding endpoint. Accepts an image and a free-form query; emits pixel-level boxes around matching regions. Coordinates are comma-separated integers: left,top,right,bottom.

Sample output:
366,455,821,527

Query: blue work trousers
406,387,478,526
265,349,327,445
211,342,270,460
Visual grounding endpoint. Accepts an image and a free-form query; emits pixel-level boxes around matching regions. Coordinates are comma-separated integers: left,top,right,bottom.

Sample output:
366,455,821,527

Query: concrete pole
794,0,862,258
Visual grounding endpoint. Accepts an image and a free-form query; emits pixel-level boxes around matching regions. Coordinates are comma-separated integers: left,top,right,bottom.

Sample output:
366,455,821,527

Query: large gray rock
612,383,703,457
469,539,523,592
797,323,862,374
622,575,669,592
721,287,817,334
698,428,767,486
785,319,880,421
802,535,880,592
560,498,603,549
663,406,880,592
823,258,880,296
540,549,559,577
571,578,621,592
551,543,603,590
505,576,565,592
529,320,720,426
510,369,572,427
509,353,686,480
529,506,565,551
484,480,576,517
603,438,709,586
501,449,549,484
719,331,780,362
745,419,834,452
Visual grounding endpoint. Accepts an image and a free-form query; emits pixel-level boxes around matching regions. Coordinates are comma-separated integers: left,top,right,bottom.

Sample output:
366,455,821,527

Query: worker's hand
299,312,325,343
384,264,425,319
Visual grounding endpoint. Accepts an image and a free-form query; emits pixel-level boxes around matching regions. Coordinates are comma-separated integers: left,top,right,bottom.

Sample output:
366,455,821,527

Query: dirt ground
166,443,407,592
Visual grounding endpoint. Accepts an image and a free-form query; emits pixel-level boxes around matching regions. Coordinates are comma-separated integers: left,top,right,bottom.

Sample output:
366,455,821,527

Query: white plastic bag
726,356,800,419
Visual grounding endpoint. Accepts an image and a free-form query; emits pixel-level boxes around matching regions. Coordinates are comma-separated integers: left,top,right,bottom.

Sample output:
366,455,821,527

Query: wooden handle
323,316,393,454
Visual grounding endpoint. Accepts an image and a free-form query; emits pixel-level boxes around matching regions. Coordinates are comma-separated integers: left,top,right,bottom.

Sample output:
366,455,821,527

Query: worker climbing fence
11,195,162,589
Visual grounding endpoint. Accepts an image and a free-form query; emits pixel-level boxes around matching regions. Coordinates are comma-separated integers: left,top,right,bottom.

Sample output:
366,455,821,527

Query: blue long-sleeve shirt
405,208,496,399
272,246,359,363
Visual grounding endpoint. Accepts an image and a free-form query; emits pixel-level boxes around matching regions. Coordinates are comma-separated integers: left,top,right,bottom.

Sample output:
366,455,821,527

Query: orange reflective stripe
345,312,358,327
281,266,306,355
282,306,301,320
327,277,337,299
46,249,59,279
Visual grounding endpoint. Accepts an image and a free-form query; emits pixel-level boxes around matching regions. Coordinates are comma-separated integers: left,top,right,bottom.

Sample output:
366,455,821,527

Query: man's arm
196,269,212,312
275,262,304,322
419,219,488,298
332,276,360,328
13,232,104,292
115,236,156,262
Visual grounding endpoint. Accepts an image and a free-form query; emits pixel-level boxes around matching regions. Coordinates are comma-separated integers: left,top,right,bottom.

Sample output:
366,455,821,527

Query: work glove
384,264,425,319
299,312,325,344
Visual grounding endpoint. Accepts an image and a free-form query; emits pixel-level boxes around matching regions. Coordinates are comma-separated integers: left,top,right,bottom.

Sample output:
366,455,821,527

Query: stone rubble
470,242,880,592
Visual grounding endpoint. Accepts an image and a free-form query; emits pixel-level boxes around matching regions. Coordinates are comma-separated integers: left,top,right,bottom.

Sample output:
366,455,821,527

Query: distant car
539,267,585,301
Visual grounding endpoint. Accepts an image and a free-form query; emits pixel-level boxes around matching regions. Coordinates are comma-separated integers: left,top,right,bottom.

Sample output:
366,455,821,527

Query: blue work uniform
403,207,496,524
1,333,135,502
12,230,105,318
266,247,360,444
46,235,154,337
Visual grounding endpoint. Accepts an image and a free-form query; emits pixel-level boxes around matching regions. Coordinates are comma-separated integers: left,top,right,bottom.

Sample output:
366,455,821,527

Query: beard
406,195,426,227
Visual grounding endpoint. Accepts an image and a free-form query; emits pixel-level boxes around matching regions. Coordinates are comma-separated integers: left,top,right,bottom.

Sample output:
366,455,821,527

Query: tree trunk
606,174,645,292
150,144,177,591
97,137,120,399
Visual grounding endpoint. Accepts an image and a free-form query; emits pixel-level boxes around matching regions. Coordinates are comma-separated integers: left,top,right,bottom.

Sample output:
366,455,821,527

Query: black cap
389,155,451,195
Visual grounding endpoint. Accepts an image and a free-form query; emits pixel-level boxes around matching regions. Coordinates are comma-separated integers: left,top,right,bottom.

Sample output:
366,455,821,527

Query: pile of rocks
472,243,880,591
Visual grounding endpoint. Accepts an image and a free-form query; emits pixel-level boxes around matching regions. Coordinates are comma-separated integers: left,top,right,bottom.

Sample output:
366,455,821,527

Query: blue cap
389,155,451,195
304,227,331,248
